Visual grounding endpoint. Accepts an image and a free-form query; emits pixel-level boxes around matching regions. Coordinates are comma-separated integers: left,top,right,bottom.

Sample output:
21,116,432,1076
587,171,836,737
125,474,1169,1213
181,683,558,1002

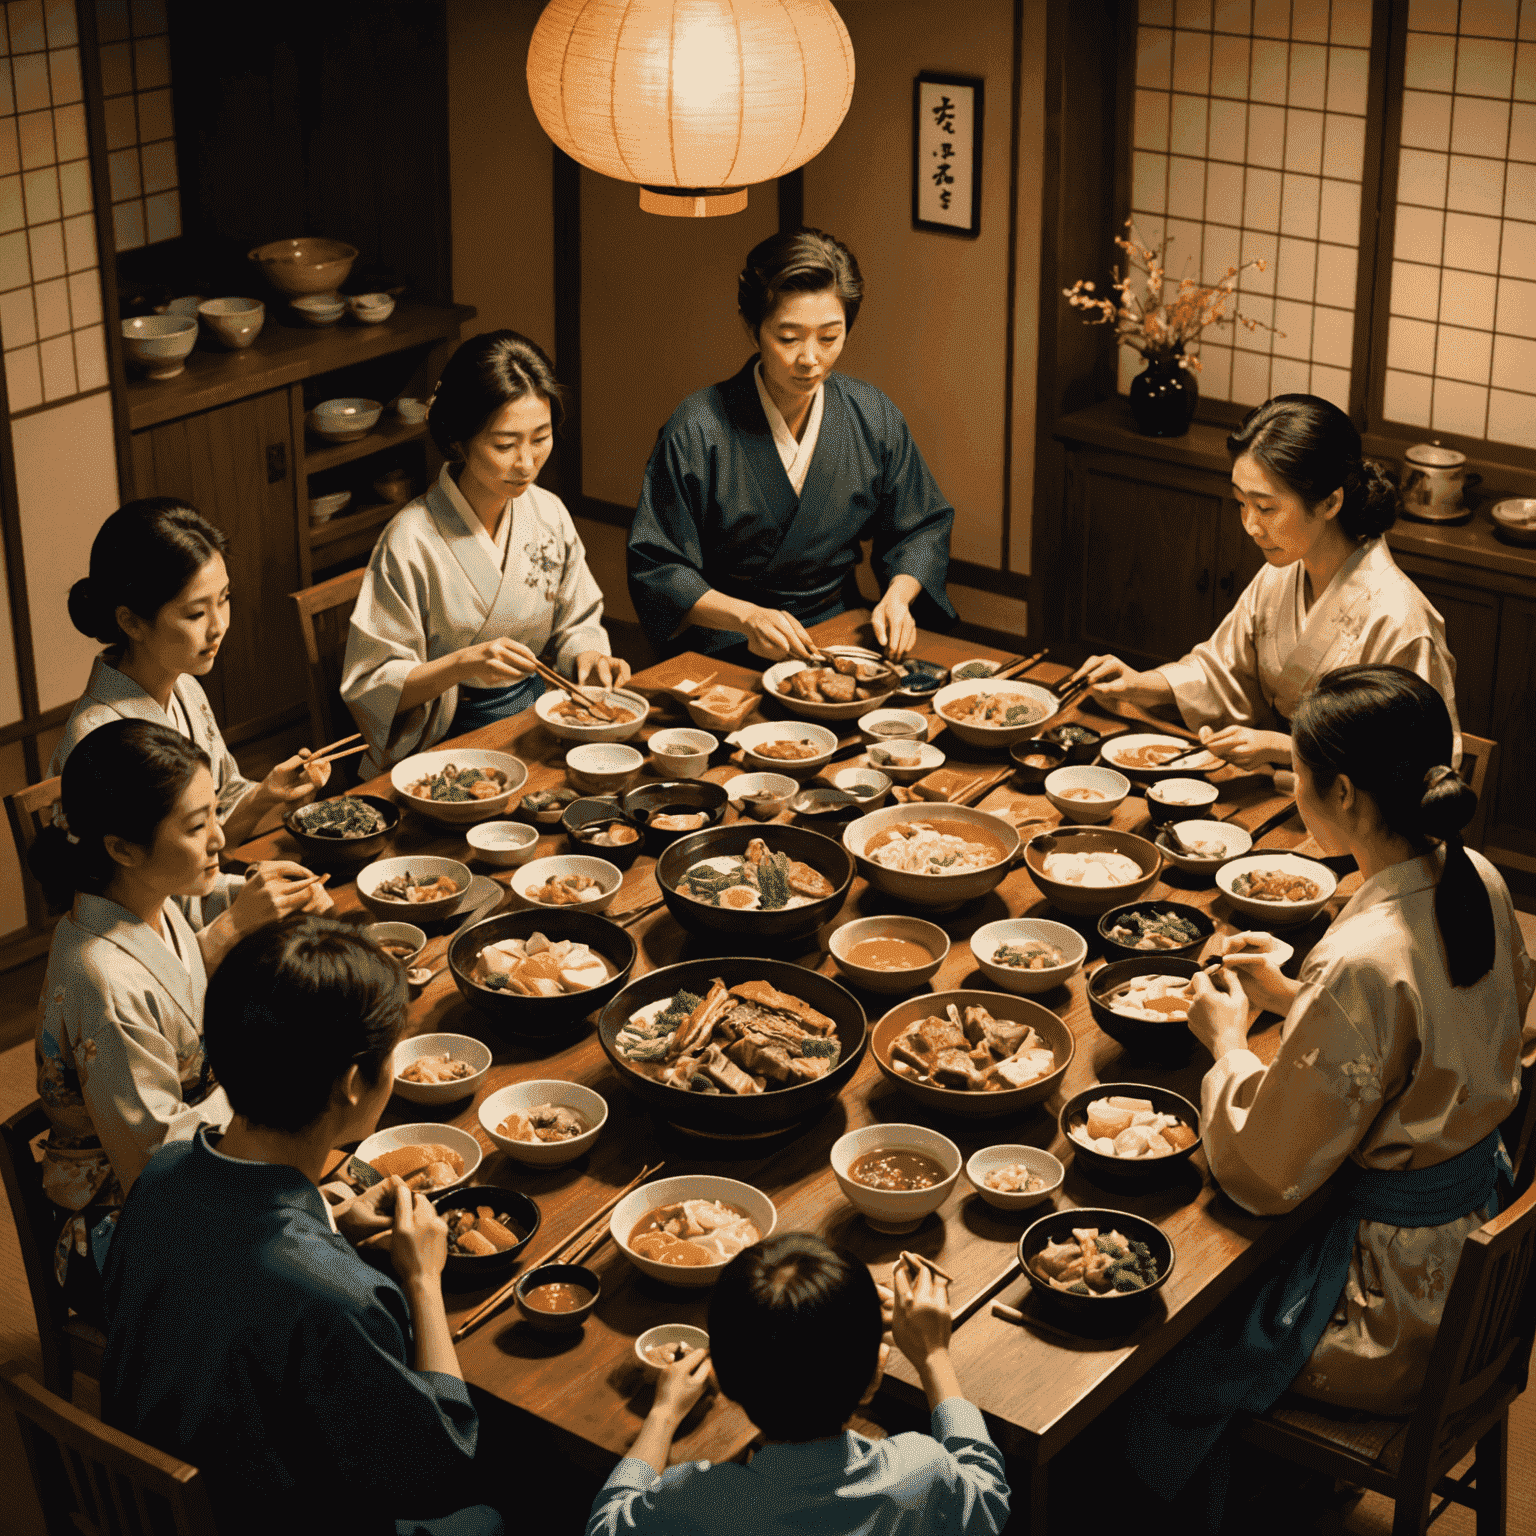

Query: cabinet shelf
307,498,404,551
306,415,428,474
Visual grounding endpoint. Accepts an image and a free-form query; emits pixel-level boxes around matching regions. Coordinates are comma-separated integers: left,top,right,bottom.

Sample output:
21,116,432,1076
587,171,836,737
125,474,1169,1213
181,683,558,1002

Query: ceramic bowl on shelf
121,315,197,379
395,396,429,423
1491,498,1536,547
248,236,358,298
196,296,264,349
310,397,382,441
372,469,414,503
348,291,396,323
293,293,346,327
162,295,204,316
309,489,352,524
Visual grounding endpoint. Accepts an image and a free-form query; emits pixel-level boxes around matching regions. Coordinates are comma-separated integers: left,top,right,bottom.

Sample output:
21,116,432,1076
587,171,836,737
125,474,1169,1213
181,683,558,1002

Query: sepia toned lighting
526,0,855,218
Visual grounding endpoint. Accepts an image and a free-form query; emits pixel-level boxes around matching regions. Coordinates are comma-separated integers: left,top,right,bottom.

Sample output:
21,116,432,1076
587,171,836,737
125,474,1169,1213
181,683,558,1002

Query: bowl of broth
362,921,427,968
828,915,950,993
843,804,1021,911
830,1123,962,1233
859,708,929,745
1043,765,1131,824
514,1263,601,1330
620,779,730,853
610,1175,778,1287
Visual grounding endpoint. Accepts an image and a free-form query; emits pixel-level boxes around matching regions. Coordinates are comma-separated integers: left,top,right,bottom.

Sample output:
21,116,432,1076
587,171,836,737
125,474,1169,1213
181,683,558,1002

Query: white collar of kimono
439,463,514,565
71,891,203,1027
753,361,824,495
1332,842,1446,928
87,651,200,737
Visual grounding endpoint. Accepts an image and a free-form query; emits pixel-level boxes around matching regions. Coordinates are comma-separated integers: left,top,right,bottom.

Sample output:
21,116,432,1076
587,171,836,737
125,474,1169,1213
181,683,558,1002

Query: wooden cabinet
1490,597,1536,864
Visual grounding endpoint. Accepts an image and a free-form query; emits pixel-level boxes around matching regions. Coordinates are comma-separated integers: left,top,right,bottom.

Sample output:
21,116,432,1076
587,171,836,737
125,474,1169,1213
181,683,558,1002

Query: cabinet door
1402,571,1498,738
1488,595,1536,858
1078,464,1219,663
130,391,302,740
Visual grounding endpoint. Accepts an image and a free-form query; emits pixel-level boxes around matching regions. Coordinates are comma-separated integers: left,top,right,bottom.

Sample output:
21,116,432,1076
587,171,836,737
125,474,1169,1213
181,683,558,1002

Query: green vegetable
654,989,703,1037
1094,1236,1128,1260
798,1037,840,1064
1067,1281,1091,1295
1112,1271,1147,1293
755,851,792,910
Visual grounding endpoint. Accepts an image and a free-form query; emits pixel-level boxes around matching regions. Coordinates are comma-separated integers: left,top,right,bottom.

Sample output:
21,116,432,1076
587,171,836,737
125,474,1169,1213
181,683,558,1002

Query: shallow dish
534,685,649,744
862,739,946,784
294,294,346,327
730,720,838,778
355,1121,482,1193
723,772,798,820
310,396,381,440
1097,900,1216,963
648,727,718,779
932,678,1061,749
390,748,528,826
843,803,1021,911
465,819,540,867
1020,826,1162,917
361,922,426,967
1144,777,1221,826
828,915,949,993
859,708,928,745
635,1324,710,1379
684,686,762,732
969,918,1087,995
356,855,471,922
515,1262,600,1330
830,1124,961,1234
1044,765,1131,825
248,236,357,297
949,658,1004,682
1059,1082,1203,1184
610,1175,778,1287
121,314,197,379
283,793,398,862
1216,852,1338,926
1009,738,1068,791
1100,732,1221,778
393,1032,492,1106
893,658,948,698
478,1079,608,1166
1018,1206,1175,1318
565,742,644,795
831,767,893,808
197,296,264,349
869,990,1074,1118
1155,819,1253,875
1086,955,1201,1060
510,854,621,914
762,655,899,721
431,1185,540,1280
560,797,644,868
966,1145,1064,1211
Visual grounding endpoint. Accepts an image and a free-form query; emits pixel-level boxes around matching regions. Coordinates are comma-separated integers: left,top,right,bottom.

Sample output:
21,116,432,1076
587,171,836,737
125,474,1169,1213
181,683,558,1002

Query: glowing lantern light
526,0,855,218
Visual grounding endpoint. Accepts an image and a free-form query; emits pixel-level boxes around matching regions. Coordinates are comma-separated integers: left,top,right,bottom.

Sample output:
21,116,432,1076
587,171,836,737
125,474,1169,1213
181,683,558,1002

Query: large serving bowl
510,854,622,915
283,793,399,863
1020,826,1162,917
392,1032,492,1106
196,296,264,349
597,957,867,1135
969,917,1087,995
448,908,636,1037
1099,732,1222,779
1155,819,1253,875
355,1122,482,1194
430,1185,540,1281
1216,852,1338,927
356,854,472,922
1097,900,1216,963
869,989,1074,1118
620,779,730,853
1043,764,1130,825
248,236,358,297
390,748,528,826
966,1144,1064,1212
1086,955,1200,1059
830,1123,961,1234
478,1079,607,1167
931,678,1060,748
534,686,649,744
762,655,899,720
610,1175,778,1288
843,803,1021,911
121,314,197,379
1019,1206,1176,1319
729,720,838,778
1059,1081,1202,1184
827,915,949,993
655,822,852,942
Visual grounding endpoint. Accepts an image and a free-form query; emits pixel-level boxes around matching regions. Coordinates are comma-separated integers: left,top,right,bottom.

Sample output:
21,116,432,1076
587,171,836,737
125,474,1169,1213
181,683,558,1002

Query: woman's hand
228,861,330,936
574,652,632,690
653,1347,713,1426
334,1176,398,1245
259,749,329,805
1197,724,1292,770
740,604,820,662
455,636,543,689
871,591,917,659
1186,966,1252,1061
1219,932,1301,1016
1072,654,1172,708
390,1182,449,1287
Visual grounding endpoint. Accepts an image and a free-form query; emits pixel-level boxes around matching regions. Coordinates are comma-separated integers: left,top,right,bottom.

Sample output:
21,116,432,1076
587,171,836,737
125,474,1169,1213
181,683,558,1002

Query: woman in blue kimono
627,228,957,662
101,915,501,1536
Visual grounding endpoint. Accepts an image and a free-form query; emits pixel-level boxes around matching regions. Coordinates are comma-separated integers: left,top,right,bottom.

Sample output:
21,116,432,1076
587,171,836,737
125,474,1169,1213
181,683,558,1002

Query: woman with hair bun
1073,394,1459,769
53,498,329,861
342,330,627,775
627,227,956,663
1122,666,1534,1515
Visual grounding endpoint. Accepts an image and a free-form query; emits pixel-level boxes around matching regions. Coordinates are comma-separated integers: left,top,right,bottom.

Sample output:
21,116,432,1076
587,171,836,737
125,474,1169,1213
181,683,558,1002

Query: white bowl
843,803,1021,911
1044,765,1131,824
309,489,352,523
391,748,529,826
969,918,1087,994
565,743,644,795
859,708,929,744
393,1032,492,1106
354,1121,483,1193
1216,852,1338,926
121,314,198,379
828,915,950,993
729,721,838,778
396,396,429,423
348,291,396,323
862,739,946,784
361,921,427,965
1147,777,1221,817
648,727,718,779
310,396,382,440
722,772,798,820
196,296,264,349
534,686,649,744
832,767,893,809
1155,819,1254,874
465,820,540,867
293,294,346,327
356,855,472,921
479,1080,608,1166
510,854,622,914
635,1324,710,1378
610,1175,778,1288
1101,732,1222,776
965,1145,1064,1212
932,678,1060,748
163,295,204,316
830,1124,961,1234
762,655,899,720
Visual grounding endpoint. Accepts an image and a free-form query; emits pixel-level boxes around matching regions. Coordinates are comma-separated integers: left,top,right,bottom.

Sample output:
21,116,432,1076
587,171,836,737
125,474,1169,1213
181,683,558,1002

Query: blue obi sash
1125,1128,1511,1519
447,674,544,738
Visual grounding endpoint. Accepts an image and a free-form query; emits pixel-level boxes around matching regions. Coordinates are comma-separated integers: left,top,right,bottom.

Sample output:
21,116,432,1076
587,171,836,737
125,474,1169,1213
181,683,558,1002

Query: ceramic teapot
1401,442,1478,524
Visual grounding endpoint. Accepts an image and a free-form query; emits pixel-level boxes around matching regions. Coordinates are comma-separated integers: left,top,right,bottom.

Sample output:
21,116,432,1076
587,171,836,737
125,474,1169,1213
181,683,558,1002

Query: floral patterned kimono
36,889,236,1287
1201,846,1536,1413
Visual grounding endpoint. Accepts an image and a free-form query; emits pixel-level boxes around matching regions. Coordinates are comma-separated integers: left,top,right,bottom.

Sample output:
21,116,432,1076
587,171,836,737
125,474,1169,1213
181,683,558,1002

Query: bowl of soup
430,1185,540,1280
515,1262,601,1330
610,1175,778,1288
1020,827,1161,917
392,1032,492,1106
1043,765,1131,825
479,1079,608,1167
828,916,950,993
648,727,719,780
1086,956,1203,1060
362,921,427,968
843,804,1021,911
1058,1081,1203,1184
859,708,929,745
534,686,649,744
932,678,1061,748
1216,853,1337,926
969,918,1087,995
1009,738,1069,791
830,1123,962,1233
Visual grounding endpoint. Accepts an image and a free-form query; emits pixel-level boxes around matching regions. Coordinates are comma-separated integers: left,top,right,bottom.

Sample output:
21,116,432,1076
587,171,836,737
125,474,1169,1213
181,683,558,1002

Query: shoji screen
95,0,179,251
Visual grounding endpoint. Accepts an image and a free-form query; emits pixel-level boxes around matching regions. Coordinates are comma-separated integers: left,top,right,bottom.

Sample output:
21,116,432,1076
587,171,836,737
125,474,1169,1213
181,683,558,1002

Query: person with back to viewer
586,1232,1010,1536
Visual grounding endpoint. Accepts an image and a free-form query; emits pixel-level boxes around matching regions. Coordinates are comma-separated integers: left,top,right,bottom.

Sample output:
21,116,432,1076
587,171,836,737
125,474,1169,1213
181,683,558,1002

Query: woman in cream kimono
34,720,325,1316
1073,396,1458,769
342,332,629,776
1123,666,1532,1517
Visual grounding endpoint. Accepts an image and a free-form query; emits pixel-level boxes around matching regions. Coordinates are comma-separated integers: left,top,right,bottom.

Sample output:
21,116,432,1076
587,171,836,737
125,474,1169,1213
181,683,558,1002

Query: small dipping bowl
859,708,929,745
1042,723,1106,765
649,727,719,779
831,767,893,808
723,772,798,821
828,915,950,993
361,921,427,967
1010,738,1068,790
396,397,429,423
565,742,645,796
348,291,396,323
1145,777,1220,827
1044,765,1131,824
966,1145,1065,1212
635,1324,710,1379
293,293,346,326
862,739,945,785
465,820,541,867
515,1263,600,1331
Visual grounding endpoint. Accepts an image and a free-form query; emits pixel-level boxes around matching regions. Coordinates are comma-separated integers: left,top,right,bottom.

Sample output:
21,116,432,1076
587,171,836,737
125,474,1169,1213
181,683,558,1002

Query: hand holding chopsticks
526,654,618,722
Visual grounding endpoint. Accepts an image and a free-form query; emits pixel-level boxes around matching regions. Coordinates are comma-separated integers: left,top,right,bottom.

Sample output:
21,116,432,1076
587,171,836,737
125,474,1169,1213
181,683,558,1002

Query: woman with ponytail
1122,666,1534,1524
1071,395,1460,772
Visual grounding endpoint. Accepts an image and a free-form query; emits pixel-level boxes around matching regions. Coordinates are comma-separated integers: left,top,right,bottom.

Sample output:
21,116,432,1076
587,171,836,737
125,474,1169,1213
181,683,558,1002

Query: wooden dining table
236,611,1353,1525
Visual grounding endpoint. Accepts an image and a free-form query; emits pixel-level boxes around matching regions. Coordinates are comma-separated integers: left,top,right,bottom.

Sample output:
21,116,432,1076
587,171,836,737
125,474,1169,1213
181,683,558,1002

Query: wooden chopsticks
992,646,1049,682
311,731,361,758
306,742,370,770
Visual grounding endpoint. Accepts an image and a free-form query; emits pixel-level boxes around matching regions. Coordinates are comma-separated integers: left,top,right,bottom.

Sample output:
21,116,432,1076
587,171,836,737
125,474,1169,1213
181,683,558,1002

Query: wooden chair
1506,1066,1536,1197
1460,731,1497,853
4,775,62,931
0,1101,105,1401
1237,1175,1536,1535
289,567,366,763
1,1360,220,1536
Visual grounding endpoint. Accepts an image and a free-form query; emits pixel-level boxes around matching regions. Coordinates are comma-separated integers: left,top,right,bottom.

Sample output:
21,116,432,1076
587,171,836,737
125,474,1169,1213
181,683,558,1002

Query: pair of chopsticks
610,896,666,928
899,1250,954,1286
452,1160,665,1341
303,731,369,770
991,645,1049,682
528,656,618,722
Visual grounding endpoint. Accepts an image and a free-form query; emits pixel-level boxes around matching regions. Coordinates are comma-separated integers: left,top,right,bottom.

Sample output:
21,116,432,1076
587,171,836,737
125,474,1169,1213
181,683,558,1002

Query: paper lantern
527,0,855,217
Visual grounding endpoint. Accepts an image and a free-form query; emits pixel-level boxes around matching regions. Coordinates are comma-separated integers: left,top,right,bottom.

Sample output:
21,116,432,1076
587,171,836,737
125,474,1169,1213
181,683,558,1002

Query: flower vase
1128,353,1198,437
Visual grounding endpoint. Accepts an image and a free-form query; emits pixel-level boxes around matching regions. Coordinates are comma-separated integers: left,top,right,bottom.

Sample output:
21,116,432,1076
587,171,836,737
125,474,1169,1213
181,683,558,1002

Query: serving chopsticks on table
991,646,1049,682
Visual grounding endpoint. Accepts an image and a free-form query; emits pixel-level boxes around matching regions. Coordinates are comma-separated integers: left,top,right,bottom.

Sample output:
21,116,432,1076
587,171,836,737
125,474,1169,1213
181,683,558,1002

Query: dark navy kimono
627,360,957,657
101,1129,498,1536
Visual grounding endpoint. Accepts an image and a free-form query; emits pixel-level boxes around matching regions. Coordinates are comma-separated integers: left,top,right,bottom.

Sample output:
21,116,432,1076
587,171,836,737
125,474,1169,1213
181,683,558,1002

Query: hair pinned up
427,330,563,460
738,228,864,335
1293,665,1491,987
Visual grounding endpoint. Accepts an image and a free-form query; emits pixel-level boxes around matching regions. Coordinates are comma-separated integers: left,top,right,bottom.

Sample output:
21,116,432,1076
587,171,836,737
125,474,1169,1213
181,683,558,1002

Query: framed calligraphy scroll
913,72,983,237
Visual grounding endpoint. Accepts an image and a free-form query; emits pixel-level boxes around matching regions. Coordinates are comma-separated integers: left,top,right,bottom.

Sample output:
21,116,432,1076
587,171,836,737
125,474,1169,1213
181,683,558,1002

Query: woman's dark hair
427,330,564,459
1227,394,1398,540
67,498,228,647
1294,664,1491,987
707,1232,881,1441
29,720,209,912
203,915,407,1135
738,228,863,335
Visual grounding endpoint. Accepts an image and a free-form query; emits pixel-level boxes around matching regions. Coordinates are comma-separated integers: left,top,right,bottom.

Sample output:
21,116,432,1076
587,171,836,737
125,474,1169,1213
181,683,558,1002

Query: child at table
585,1233,1010,1536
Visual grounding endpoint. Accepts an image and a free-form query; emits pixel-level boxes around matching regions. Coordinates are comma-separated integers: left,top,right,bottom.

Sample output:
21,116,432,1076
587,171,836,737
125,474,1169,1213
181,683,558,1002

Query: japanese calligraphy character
932,163,954,187
939,189,952,209
931,96,956,132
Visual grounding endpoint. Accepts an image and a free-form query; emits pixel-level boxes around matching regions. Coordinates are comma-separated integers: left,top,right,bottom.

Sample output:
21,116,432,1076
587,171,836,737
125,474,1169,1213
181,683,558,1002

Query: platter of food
283,793,399,861
931,678,1061,748
1098,733,1221,778
533,686,649,743
609,1174,778,1286
389,748,528,825
843,803,1021,910
763,649,901,720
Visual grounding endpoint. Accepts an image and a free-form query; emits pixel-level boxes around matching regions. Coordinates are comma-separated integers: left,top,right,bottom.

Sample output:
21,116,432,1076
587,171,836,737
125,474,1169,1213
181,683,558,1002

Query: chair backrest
1459,732,1497,853
0,1099,105,1402
1506,1067,1536,1197
1,1360,221,1536
289,568,366,759
4,776,61,931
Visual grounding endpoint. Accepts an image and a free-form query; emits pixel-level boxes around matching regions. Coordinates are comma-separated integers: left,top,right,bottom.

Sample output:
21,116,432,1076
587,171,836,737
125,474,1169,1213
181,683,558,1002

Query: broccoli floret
1094,1236,1128,1260
1112,1272,1147,1293
1128,1239,1152,1261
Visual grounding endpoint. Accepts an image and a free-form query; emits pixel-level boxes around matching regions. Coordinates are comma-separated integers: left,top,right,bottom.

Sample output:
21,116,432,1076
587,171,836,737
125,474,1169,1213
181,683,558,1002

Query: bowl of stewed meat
534,686,649,744
1216,853,1337,926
